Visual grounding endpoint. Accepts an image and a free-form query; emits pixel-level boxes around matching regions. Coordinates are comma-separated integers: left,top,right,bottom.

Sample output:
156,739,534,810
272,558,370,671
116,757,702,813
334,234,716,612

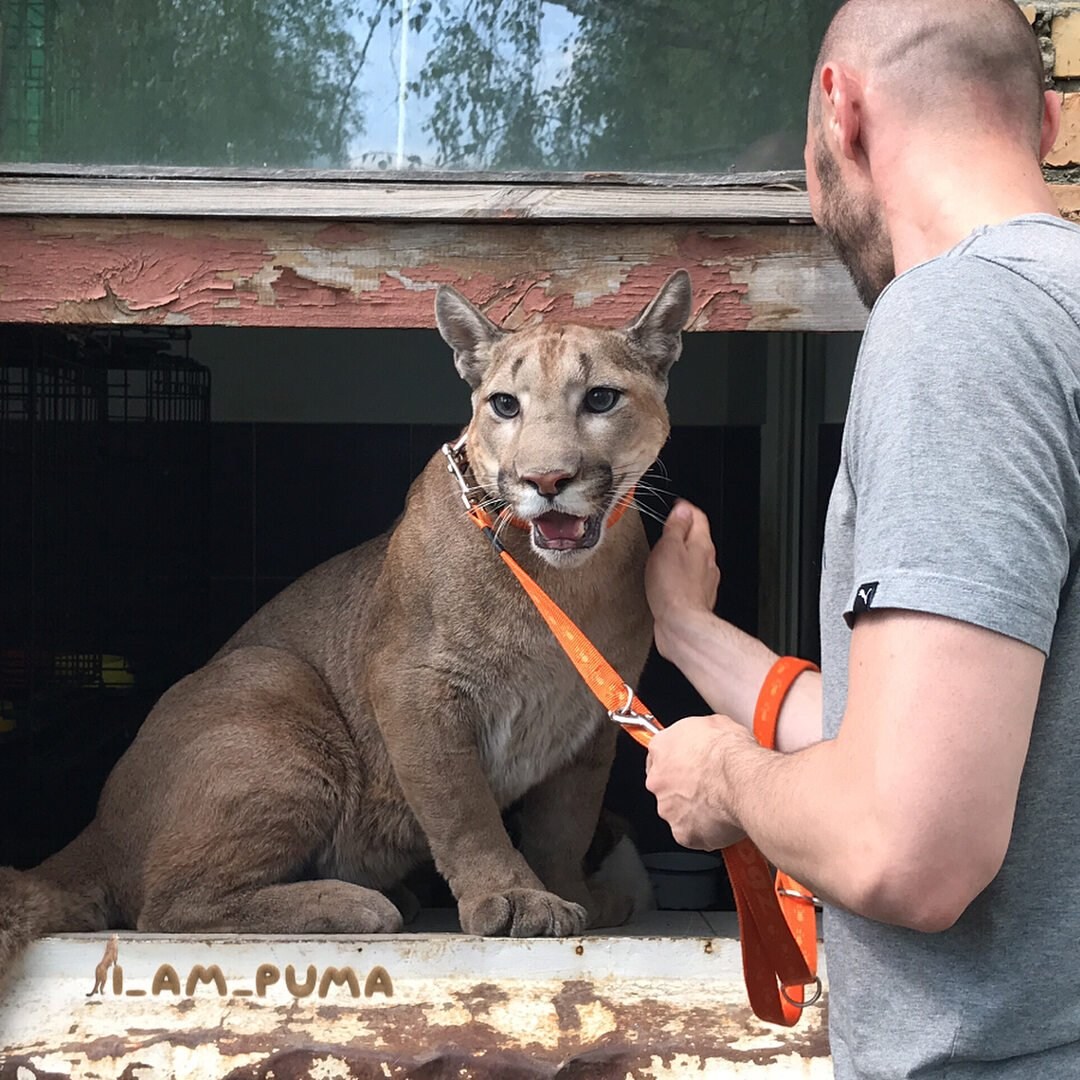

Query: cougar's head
435,271,692,565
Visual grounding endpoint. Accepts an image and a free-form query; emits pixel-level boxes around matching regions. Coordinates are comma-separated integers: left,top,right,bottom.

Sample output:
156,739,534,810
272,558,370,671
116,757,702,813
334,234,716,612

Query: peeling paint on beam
0,217,868,332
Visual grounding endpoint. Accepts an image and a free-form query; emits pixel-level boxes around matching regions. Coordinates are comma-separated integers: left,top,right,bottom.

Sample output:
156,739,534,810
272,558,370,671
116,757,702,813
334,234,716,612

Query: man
644,0,1080,1075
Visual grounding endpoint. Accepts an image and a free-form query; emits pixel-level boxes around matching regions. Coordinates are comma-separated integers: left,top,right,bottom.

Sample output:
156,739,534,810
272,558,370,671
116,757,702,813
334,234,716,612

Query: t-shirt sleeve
843,256,1077,655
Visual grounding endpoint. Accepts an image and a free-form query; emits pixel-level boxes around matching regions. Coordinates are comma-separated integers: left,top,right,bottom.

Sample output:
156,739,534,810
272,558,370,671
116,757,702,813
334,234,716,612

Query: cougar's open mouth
531,510,602,551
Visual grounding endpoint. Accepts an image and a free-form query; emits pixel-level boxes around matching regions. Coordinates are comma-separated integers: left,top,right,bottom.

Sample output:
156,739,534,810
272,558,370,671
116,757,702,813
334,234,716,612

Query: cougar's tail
0,825,109,980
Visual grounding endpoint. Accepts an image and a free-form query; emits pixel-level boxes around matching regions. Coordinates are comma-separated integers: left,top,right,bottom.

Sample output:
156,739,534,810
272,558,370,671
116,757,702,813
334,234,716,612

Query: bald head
812,0,1046,146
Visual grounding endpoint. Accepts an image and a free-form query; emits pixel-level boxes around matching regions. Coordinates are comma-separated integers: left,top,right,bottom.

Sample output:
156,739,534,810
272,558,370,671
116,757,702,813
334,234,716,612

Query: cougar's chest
477,669,601,807
472,592,648,807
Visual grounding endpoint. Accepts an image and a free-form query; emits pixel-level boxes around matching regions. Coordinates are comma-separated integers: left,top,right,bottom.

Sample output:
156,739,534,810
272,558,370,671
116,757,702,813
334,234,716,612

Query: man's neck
879,139,1060,276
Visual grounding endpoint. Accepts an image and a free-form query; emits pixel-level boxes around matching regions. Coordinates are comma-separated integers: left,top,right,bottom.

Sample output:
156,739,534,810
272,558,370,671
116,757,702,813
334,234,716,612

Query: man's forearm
717,734,861,910
654,609,823,751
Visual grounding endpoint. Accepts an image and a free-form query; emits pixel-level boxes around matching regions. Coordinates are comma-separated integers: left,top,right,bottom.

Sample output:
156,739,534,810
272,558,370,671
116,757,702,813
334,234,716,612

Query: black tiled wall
204,422,760,664
1,418,764,879
206,422,461,654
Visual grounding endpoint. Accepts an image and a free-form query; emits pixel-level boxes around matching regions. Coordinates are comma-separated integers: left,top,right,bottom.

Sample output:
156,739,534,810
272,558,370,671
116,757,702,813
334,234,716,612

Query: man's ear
626,269,693,378
821,61,863,165
1041,89,1062,161
435,285,506,389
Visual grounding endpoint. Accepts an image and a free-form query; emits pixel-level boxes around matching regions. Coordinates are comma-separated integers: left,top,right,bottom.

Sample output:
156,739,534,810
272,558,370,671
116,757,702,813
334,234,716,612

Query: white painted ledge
0,912,830,1079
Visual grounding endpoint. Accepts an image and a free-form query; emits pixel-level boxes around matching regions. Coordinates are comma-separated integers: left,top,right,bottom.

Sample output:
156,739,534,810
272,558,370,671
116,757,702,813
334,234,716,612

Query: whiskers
611,462,679,528
446,472,515,533
492,506,518,546
648,457,671,481
441,475,521,551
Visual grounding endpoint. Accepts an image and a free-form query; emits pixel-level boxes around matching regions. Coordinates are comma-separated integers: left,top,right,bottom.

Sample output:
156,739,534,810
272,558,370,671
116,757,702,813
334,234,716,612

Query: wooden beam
0,177,810,223
1,171,1074,220
0,163,808,187
0,216,868,332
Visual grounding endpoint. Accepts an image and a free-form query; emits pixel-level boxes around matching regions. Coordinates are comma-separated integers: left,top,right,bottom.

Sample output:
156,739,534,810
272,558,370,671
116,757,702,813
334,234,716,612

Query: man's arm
646,608,1043,931
646,500,823,752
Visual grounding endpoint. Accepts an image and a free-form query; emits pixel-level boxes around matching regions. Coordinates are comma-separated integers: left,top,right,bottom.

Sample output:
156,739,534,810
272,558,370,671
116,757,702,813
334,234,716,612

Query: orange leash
742,656,821,1024
443,438,821,1026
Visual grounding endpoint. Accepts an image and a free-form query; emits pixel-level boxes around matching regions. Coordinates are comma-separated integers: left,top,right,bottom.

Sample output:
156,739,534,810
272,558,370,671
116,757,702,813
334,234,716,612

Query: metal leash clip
441,435,473,512
608,683,662,737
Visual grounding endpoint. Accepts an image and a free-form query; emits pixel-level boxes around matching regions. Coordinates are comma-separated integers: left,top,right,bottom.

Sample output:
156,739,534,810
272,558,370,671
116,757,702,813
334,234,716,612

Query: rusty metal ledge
0,919,830,1079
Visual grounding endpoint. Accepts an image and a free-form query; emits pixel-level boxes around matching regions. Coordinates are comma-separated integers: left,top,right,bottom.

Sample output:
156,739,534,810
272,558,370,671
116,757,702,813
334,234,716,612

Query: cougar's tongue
534,511,587,544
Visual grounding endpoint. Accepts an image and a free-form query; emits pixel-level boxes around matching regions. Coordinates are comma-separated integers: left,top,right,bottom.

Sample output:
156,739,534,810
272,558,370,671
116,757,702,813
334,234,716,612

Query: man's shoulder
863,255,1029,355
870,215,1080,332
957,213,1080,266
852,217,1080,417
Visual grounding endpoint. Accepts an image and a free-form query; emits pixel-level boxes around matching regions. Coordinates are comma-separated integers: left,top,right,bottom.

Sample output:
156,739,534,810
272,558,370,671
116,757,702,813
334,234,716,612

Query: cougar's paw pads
308,884,404,934
460,889,588,937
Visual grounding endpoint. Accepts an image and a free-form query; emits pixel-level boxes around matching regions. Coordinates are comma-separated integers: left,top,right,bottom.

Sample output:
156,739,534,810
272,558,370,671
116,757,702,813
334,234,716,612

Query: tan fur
0,271,692,970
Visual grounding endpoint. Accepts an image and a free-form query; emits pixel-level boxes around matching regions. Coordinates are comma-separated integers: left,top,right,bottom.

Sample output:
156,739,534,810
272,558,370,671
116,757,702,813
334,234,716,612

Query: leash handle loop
736,655,821,1025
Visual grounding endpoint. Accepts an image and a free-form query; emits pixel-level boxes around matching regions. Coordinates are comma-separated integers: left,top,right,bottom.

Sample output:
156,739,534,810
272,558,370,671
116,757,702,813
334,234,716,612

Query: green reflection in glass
0,0,834,173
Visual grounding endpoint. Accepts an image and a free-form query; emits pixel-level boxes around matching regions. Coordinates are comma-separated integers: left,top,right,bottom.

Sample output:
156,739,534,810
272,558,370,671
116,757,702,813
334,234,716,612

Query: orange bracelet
753,656,820,751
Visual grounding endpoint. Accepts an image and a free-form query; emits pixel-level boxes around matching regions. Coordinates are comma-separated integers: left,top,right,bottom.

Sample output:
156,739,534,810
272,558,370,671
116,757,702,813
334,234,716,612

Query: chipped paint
0,933,831,1079
0,217,868,332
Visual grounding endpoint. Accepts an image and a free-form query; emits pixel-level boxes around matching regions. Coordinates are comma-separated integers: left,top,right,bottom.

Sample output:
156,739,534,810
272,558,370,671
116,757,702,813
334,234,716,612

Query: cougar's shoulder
216,529,394,671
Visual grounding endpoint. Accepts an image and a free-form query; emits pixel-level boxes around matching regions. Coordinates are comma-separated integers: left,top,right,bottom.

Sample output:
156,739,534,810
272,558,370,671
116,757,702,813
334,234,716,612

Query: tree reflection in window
0,0,833,173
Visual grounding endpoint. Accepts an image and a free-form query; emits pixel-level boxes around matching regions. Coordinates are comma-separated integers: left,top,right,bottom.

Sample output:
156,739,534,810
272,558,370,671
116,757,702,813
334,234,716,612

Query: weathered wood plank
0,162,808,189
0,178,810,222
1,174,1074,221
0,217,868,332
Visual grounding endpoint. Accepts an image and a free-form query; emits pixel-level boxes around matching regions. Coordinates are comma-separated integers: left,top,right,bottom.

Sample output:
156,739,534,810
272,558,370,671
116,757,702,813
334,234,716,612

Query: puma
0,270,692,968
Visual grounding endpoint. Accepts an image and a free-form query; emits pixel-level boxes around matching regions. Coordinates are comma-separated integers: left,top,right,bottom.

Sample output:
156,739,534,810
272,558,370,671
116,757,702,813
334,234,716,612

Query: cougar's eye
489,393,520,419
584,387,620,414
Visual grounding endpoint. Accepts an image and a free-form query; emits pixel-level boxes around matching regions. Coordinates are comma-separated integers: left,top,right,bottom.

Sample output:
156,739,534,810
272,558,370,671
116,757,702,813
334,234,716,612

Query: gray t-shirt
820,214,1080,1079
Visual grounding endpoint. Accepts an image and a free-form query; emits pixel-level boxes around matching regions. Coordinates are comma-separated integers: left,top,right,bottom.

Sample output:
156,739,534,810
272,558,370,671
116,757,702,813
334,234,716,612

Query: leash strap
444,439,820,1025
742,656,821,1024
513,547,820,1024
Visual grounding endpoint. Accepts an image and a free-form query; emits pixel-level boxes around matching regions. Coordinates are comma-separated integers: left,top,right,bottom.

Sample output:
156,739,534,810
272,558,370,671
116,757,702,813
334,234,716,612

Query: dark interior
0,324,843,912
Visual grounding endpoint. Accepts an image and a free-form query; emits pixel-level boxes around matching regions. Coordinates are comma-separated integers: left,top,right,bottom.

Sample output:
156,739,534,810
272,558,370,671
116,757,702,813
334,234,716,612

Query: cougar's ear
435,285,506,390
625,269,693,378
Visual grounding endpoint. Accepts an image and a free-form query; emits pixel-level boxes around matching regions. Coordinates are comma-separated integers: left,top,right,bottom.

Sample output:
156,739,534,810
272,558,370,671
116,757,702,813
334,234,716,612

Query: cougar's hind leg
141,879,404,935
129,647,403,935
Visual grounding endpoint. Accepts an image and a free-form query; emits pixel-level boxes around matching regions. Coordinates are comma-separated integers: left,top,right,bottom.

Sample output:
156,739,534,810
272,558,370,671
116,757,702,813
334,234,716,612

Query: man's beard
814,139,895,309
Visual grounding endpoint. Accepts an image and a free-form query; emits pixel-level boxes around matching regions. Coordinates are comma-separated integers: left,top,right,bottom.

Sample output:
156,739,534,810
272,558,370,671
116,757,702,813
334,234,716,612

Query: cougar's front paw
459,889,588,937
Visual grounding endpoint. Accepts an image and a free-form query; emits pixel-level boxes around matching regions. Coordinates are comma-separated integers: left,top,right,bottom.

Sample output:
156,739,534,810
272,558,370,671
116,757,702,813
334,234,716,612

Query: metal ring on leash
780,976,823,1009
777,887,822,907
612,682,635,718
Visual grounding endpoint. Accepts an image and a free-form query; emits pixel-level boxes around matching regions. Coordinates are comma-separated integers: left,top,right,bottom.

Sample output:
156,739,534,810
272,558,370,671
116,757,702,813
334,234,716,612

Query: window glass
0,0,833,173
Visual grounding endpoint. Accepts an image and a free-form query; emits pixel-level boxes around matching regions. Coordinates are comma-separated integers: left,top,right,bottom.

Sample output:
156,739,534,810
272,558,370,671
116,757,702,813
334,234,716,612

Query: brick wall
1023,2,1080,218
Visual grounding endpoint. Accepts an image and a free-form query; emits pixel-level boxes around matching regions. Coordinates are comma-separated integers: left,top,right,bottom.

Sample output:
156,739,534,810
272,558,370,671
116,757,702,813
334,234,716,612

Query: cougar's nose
521,469,575,497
